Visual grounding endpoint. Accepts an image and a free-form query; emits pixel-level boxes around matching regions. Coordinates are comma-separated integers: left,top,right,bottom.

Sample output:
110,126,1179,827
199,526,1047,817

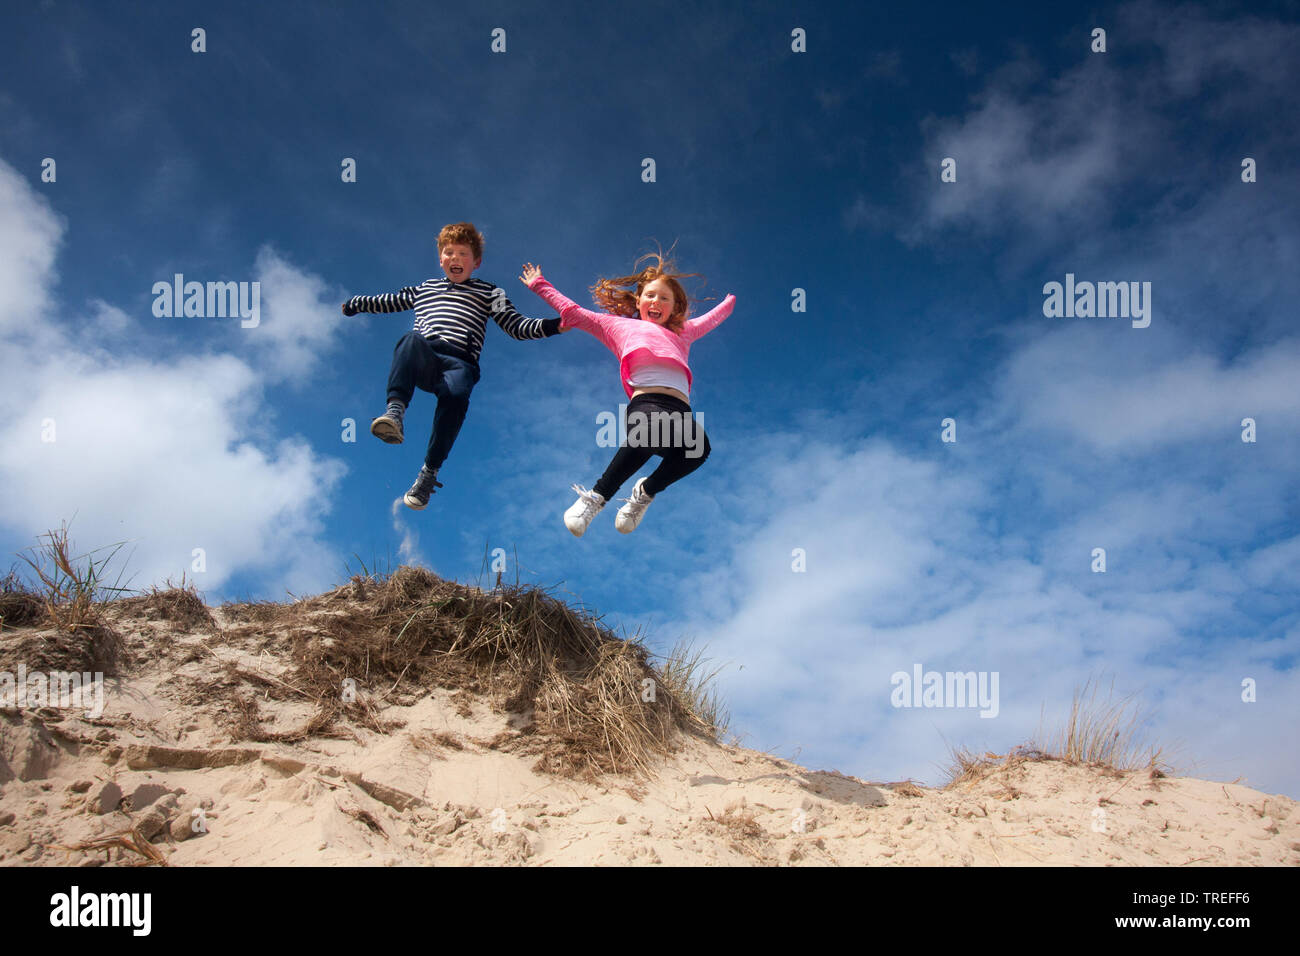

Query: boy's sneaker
563,485,606,537
615,478,655,534
371,401,405,444
403,465,443,510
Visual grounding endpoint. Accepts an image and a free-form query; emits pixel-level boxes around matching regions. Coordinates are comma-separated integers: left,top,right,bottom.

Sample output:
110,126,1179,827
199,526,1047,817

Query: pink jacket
527,275,735,399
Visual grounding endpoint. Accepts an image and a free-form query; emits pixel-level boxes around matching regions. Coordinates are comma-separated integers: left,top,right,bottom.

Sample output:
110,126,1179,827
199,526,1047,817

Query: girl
520,254,735,535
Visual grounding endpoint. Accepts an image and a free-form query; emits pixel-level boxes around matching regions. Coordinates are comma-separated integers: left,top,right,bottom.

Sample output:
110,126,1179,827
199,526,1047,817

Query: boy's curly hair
590,249,700,334
437,222,484,262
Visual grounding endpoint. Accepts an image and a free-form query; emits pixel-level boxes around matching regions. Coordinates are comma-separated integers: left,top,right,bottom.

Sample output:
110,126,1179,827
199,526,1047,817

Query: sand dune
1,575,1296,867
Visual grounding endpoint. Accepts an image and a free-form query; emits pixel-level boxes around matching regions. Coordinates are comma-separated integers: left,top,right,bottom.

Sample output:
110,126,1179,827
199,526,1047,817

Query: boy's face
440,243,480,283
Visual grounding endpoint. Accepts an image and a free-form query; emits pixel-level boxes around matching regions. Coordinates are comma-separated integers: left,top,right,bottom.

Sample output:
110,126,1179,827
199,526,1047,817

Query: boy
341,222,562,509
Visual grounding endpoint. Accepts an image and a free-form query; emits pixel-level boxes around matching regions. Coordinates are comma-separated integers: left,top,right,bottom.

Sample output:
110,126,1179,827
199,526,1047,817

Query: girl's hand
520,263,542,287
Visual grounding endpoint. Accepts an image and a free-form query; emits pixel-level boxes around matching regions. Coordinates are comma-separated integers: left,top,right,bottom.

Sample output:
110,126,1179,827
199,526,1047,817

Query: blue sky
2,0,1298,797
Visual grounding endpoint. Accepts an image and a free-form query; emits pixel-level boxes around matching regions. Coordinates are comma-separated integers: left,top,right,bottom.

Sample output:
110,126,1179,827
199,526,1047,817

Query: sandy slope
1,603,1297,867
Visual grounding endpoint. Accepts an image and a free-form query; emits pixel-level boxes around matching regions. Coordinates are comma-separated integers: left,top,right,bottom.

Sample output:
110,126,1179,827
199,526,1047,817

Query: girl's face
637,278,676,325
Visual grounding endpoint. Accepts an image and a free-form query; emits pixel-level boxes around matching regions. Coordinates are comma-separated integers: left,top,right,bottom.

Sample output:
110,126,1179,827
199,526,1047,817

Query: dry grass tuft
658,641,731,739
342,806,388,837
0,569,45,630
1,623,127,675
48,826,169,866
0,524,130,674
217,566,722,779
15,522,131,632
218,599,292,624
1037,676,1165,771
944,676,1169,787
225,688,347,744
115,577,215,630
714,806,763,840
944,744,1051,788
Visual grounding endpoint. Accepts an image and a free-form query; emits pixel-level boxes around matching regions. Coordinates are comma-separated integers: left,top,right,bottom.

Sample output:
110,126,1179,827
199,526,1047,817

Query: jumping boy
341,222,563,509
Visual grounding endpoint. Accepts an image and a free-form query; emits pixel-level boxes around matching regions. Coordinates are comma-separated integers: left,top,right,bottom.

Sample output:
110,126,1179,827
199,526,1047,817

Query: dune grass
1,523,131,673
945,675,1169,786
1037,675,1166,769
0,567,45,631
5,523,733,780
14,521,132,631
115,575,214,630
658,641,731,740
217,565,727,779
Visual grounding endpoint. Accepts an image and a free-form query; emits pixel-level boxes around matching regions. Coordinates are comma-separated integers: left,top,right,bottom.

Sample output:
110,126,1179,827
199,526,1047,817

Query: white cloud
246,245,352,385
992,324,1300,452
651,312,1300,792
663,421,1298,793
0,161,62,335
390,496,422,567
1122,0,1300,107
867,0,1300,271
0,158,346,597
88,298,132,335
1244,535,1300,592
794,2,1296,793
906,73,1132,242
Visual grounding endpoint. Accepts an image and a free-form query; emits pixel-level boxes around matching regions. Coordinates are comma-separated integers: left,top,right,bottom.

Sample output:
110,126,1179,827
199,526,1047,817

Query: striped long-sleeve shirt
346,277,561,365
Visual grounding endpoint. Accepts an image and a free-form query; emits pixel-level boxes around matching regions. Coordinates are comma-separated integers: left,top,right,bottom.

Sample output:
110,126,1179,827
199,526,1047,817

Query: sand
1,596,1297,867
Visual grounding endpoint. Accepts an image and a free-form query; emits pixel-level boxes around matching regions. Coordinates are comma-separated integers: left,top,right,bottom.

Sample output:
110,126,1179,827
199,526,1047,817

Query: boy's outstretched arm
340,286,419,316
484,277,562,340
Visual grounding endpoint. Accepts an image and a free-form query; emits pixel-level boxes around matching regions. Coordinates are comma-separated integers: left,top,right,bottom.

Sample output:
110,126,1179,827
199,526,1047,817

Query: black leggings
592,394,711,500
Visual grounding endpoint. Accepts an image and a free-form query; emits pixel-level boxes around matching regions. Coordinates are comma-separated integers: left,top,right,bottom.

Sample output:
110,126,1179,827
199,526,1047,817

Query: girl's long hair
590,249,700,334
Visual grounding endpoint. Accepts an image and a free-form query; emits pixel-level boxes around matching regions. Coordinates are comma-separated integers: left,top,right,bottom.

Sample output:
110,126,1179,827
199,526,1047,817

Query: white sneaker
563,485,606,537
615,478,655,534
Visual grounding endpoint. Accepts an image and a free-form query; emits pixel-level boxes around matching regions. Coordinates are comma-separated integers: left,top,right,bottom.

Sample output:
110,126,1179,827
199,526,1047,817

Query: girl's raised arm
682,293,736,343
519,265,617,340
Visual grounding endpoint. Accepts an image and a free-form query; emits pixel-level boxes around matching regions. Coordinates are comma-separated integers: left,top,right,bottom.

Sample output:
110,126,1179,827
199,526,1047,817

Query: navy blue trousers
386,332,481,471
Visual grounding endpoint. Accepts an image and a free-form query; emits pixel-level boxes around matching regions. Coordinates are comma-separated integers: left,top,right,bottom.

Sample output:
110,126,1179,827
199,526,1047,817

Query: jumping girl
520,254,735,535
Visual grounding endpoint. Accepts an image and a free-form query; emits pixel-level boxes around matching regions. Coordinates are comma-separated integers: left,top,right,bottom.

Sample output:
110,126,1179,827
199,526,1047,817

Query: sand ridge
1,583,1297,867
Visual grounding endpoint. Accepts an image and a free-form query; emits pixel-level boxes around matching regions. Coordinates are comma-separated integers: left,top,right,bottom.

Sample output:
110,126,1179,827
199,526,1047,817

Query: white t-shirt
626,357,690,395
